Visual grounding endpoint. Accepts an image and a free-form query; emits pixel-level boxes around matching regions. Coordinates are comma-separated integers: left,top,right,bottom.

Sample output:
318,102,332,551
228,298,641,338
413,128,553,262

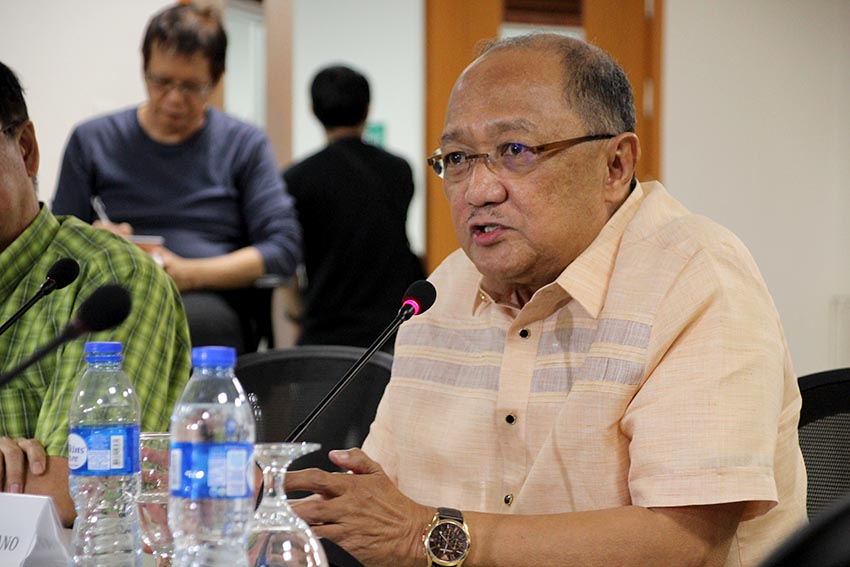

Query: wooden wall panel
264,0,293,167
424,0,503,273
583,0,662,181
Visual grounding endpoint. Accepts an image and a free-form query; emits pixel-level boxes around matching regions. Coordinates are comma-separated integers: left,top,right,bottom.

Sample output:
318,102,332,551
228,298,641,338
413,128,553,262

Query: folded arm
0,440,74,527
0,437,46,494
157,245,266,291
464,503,743,567
25,456,75,527
287,449,743,567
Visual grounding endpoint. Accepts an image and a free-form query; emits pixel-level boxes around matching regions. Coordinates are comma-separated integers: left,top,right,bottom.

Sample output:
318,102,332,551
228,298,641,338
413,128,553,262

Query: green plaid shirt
0,206,192,457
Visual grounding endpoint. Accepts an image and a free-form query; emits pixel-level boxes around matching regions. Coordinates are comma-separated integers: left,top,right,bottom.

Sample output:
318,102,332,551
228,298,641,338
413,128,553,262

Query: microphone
0,258,80,337
0,284,132,387
286,279,437,443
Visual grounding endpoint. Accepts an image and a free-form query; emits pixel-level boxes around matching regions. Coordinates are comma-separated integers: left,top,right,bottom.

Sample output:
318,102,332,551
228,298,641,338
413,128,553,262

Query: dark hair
0,61,29,135
310,65,370,129
479,34,635,135
142,3,227,83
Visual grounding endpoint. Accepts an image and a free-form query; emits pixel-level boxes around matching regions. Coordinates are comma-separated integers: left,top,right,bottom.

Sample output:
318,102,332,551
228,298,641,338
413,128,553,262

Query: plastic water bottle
69,341,142,567
169,346,255,567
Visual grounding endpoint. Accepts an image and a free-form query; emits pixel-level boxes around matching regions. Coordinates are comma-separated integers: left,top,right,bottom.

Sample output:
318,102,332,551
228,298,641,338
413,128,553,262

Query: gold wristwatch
423,507,471,567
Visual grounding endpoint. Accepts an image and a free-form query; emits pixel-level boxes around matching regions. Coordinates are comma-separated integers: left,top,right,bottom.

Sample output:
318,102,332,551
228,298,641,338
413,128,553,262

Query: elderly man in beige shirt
287,33,807,567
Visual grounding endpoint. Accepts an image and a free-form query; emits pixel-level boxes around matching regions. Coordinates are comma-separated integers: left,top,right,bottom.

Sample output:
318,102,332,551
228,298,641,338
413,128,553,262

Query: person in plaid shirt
0,60,191,527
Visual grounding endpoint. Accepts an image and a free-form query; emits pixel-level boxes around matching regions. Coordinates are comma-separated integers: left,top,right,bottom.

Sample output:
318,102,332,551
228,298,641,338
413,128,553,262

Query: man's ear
17,120,40,178
604,132,640,202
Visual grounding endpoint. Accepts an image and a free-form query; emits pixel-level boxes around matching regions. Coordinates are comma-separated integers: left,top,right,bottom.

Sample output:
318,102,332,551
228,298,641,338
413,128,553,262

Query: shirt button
504,493,514,506
519,328,530,338
505,414,517,425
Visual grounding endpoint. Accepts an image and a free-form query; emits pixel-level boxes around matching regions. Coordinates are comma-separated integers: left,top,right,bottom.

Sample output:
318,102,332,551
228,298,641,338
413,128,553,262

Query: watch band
438,507,464,522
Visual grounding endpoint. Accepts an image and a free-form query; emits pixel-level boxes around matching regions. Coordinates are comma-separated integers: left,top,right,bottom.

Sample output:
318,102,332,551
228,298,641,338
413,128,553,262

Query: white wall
663,0,850,375
290,0,425,254
224,0,267,128
0,0,173,205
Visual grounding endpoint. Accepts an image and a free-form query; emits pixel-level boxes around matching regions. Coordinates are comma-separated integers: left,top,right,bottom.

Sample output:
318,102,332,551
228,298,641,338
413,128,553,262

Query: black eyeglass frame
427,133,617,180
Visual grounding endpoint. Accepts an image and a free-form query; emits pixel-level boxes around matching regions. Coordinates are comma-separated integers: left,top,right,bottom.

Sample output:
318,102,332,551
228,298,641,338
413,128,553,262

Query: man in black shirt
283,65,425,349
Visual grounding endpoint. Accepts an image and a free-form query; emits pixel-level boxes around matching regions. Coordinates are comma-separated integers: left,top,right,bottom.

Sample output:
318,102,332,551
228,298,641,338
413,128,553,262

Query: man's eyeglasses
145,72,212,99
427,133,616,181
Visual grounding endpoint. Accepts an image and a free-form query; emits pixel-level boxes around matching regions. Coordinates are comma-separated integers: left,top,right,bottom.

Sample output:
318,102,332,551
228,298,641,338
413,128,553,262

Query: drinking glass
139,432,173,567
247,442,327,567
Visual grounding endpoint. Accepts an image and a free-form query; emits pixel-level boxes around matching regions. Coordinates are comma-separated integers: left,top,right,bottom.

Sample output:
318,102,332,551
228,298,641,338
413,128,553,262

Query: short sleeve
622,245,788,520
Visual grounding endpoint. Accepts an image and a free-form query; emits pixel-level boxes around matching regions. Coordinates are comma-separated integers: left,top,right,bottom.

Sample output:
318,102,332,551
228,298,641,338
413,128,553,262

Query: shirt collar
471,183,647,319
0,205,60,300
555,183,645,318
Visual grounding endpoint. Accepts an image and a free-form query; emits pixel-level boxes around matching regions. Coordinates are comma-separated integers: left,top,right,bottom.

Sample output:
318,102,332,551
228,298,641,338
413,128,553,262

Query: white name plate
0,493,70,566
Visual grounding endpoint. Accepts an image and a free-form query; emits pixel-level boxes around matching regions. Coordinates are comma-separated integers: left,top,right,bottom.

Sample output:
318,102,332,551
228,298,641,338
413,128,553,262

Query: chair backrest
797,367,850,519
235,345,393,474
759,491,850,567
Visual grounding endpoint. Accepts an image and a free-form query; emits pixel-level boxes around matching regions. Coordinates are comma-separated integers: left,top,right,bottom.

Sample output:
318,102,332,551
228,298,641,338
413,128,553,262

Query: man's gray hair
478,34,635,135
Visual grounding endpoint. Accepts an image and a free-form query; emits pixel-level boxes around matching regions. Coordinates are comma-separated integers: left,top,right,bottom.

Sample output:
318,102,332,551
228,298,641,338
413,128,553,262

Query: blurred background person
283,65,424,350
52,2,301,354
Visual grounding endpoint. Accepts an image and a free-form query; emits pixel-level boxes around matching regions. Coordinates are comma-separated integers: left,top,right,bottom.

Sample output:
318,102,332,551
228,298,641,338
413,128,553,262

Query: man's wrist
414,506,438,567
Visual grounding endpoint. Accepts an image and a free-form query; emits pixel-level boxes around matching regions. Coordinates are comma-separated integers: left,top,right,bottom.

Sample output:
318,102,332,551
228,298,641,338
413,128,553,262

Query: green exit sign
364,122,385,147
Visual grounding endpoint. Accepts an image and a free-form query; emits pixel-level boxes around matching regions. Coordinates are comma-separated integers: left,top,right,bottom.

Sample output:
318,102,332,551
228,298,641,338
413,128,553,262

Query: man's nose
464,157,507,207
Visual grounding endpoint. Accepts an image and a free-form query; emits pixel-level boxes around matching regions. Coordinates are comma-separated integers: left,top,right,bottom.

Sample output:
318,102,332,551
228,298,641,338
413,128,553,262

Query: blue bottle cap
191,346,236,368
84,341,122,354
84,341,123,364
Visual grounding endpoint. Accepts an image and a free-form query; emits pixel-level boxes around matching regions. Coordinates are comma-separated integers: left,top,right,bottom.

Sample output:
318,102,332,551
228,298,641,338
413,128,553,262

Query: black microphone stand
0,324,82,387
0,285,54,337
285,303,414,443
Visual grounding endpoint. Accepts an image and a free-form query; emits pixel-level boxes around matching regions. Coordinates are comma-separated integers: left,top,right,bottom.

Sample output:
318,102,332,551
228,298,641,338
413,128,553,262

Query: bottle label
68,424,140,476
169,442,253,499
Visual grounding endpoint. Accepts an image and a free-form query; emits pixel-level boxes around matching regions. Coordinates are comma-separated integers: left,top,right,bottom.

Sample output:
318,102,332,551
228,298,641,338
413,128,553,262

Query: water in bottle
69,341,142,567
169,346,255,567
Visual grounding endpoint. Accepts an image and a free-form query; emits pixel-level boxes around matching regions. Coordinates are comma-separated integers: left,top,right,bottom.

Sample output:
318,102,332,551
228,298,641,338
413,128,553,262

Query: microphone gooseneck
0,258,81,338
0,284,133,387
286,280,437,443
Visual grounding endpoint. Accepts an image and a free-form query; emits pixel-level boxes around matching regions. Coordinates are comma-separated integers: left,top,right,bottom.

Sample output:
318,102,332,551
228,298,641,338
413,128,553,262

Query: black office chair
797,367,850,519
235,345,393,473
236,345,392,567
759,491,850,567
759,368,850,567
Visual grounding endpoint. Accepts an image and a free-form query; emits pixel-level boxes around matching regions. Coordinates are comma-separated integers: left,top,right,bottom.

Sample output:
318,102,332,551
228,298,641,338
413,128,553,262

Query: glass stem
262,462,291,508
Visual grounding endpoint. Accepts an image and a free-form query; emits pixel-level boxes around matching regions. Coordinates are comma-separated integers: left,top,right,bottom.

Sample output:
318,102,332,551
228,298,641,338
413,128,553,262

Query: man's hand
156,246,266,292
157,248,198,292
0,437,47,493
287,448,433,567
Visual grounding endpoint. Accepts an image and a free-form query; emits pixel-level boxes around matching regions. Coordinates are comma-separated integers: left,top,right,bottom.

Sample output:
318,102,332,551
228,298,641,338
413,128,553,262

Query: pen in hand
89,198,163,267
90,196,134,238
91,196,111,224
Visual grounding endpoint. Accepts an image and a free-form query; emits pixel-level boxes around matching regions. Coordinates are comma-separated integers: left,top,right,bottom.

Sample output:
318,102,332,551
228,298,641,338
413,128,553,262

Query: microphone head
400,280,437,318
44,258,80,292
74,284,132,333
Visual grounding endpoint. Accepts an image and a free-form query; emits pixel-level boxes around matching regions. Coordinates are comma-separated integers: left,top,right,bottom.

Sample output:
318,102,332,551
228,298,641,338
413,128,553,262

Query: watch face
428,521,469,564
